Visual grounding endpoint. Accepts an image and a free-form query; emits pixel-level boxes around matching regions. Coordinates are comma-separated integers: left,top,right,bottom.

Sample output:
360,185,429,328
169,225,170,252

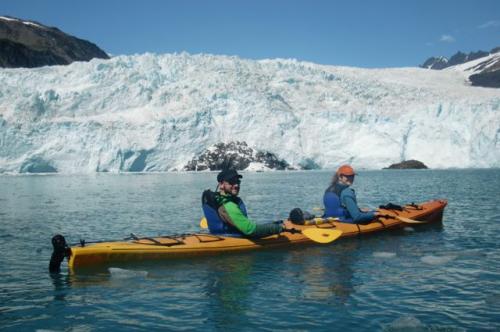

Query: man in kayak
323,165,377,224
202,169,285,237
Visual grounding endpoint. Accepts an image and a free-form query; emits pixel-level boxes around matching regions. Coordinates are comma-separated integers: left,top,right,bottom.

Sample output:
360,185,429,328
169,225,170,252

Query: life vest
323,190,352,222
201,190,247,235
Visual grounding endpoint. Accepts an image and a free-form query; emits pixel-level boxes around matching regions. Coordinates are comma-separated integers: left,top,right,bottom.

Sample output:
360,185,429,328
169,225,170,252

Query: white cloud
440,34,455,43
478,20,500,29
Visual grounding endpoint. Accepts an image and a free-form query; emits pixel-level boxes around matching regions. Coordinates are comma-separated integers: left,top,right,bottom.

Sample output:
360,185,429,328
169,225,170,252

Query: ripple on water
382,315,466,332
373,251,397,258
420,255,457,265
108,267,149,278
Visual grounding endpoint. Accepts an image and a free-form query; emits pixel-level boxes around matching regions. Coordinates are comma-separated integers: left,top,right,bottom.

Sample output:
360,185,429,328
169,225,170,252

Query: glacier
0,52,499,174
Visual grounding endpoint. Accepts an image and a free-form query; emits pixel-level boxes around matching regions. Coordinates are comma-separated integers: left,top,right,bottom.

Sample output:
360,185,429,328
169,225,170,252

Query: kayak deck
332,199,447,237
66,199,447,269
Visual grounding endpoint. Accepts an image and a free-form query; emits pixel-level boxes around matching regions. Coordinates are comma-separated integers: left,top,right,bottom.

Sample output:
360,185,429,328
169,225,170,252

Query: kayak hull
67,199,447,269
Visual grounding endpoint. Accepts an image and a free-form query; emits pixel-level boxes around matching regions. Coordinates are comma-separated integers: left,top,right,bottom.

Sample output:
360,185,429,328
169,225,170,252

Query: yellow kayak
49,199,446,270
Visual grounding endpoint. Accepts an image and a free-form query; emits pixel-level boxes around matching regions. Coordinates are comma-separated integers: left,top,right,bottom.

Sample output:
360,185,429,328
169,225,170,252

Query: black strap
379,203,404,211
202,189,220,209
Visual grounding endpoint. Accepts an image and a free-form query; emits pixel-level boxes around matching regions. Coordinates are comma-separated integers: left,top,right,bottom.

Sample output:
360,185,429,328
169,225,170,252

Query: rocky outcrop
384,160,428,169
468,54,500,88
0,15,109,68
469,70,500,88
421,56,449,70
184,141,294,171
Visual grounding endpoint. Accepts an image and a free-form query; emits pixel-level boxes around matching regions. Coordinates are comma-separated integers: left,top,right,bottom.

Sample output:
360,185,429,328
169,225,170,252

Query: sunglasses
226,178,241,185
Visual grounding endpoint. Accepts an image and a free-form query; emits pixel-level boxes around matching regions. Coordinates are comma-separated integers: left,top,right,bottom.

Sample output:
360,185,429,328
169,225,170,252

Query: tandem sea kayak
49,199,447,271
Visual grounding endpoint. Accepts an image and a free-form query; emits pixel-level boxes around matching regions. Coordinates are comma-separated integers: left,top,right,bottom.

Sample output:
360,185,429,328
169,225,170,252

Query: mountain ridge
0,15,109,68
421,47,500,87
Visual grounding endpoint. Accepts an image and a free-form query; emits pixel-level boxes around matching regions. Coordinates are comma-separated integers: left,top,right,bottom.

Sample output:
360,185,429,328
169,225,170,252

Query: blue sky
1,0,499,67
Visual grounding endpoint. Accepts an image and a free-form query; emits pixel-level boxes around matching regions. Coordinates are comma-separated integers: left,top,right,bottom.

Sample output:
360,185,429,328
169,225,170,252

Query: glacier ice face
0,52,499,173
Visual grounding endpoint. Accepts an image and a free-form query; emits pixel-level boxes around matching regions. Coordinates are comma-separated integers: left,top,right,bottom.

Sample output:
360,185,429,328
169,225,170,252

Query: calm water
0,170,499,331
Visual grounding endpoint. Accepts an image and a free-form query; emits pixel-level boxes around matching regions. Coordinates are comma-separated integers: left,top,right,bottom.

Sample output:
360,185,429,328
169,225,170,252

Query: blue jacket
323,183,376,224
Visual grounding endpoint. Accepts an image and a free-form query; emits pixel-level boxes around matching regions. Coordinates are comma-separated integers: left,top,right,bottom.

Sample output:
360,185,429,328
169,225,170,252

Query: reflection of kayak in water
50,199,446,271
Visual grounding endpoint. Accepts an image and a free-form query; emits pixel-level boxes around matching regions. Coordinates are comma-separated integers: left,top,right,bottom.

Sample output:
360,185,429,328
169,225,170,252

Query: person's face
339,174,355,186
220,177,241,195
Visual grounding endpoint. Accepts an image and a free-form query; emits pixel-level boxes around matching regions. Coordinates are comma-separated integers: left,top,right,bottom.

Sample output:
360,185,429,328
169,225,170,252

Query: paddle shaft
379,213,427,224
200,218,341,243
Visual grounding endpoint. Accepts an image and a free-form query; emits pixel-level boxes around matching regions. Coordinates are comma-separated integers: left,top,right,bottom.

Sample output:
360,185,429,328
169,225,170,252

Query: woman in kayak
202,169,285,237
323,165,377,224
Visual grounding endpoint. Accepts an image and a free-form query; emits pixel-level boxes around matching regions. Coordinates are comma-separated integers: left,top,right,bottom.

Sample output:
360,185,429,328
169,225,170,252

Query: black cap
217,169,243,183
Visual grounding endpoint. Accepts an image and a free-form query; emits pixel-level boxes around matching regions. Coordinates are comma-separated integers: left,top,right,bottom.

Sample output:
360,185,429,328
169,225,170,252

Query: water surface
1,170,499,331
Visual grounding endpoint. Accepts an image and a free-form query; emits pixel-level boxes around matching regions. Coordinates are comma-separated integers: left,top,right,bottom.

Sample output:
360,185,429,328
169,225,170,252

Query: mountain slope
0,16,109,68
0,53,499,173
422,47,500,88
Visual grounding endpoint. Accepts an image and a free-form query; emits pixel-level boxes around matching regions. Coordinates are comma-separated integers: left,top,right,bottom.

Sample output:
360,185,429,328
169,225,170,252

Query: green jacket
216,193,284,238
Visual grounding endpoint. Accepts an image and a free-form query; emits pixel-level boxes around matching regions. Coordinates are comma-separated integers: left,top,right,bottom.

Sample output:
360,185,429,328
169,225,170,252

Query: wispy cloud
478,20,500,29
440,34,455,43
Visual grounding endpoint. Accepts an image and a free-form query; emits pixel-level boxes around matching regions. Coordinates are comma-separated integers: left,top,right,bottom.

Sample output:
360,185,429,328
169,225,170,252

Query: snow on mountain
445,51,500,88
446,51,500,75
422,48,500,88
421,56,449,69
0,52,499,174
0,16,45,29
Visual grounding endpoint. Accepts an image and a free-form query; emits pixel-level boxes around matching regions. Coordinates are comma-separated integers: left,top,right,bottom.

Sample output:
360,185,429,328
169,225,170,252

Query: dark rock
384,160,428,169
448,51,468,66
468,50,490,62
421,56,448,69
469,69,500,88
184,141,293,171
0,15,109,68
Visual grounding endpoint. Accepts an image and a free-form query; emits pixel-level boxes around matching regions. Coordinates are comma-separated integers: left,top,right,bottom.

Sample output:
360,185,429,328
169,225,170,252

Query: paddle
200,217,208,229
378,213,428,224
199,217,342,243
289,228,342,244
200,216,339,228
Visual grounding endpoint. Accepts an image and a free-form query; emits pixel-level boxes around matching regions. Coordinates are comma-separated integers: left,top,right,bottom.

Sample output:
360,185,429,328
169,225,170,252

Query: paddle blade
395,215,428,224
378,211,428,224
200,217,208,229
301,228,342,244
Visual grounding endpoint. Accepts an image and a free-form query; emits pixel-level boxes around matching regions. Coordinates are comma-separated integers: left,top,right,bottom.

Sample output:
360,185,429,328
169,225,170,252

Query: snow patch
0,16,45,29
